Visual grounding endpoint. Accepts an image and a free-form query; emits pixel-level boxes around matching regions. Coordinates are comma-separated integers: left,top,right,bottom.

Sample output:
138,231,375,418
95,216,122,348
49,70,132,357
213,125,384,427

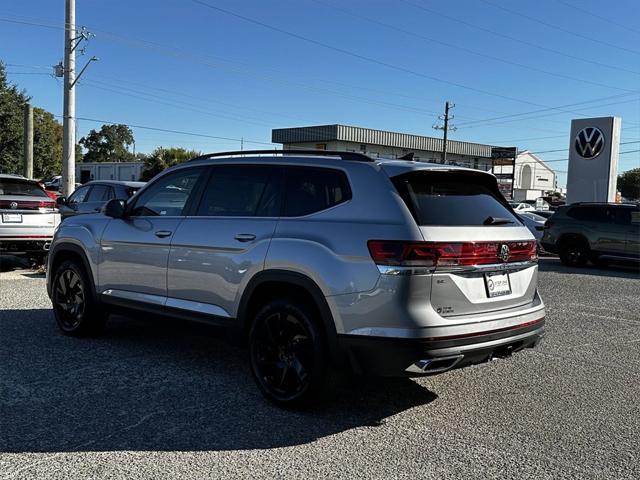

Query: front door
99,167,205,304
167,165,282,319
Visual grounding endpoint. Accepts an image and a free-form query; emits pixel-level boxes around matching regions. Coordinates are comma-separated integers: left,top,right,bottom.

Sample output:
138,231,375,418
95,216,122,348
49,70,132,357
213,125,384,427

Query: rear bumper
0,237,52,255
338,317,545,376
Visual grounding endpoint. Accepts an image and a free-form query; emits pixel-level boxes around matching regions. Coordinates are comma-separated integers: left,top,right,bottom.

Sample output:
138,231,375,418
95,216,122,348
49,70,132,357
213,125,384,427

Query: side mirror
104,198,126,218
56,196,67,206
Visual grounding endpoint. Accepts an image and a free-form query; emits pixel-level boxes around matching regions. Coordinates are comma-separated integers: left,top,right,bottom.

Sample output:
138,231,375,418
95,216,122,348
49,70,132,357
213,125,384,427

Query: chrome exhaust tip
406,354,464,374
43,242,51,251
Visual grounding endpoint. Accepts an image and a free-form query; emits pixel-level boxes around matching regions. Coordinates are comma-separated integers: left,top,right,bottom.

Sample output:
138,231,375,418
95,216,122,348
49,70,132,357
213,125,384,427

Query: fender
47,243,97,301
238,269,341,363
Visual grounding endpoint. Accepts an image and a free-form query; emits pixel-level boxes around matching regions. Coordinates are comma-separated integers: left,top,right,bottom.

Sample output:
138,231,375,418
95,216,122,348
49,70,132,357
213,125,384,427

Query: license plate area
2,213,23,223
484,272,511,298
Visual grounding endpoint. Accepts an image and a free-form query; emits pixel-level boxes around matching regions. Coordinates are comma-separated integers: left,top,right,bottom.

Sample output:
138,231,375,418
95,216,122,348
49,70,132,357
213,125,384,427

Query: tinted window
610,207,632,225
86,185,110,202
67,185,91,204
131,168,202,217
0,179,48,197
392,171,519,226
566,206,609,222
196,166,281,217
283,167,351,217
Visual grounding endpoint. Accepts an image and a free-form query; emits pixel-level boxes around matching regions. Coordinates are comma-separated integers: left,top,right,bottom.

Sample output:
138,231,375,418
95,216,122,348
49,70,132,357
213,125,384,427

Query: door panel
98,167,205,299
167,217,277,317
99,216,184,296
166,165,282,318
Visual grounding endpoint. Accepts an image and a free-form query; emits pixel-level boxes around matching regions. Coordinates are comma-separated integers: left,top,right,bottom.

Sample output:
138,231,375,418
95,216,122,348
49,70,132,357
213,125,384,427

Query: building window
360,144,367,152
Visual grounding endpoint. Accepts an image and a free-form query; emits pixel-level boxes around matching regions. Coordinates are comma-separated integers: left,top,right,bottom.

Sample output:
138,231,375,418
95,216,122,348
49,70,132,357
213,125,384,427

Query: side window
567,206,608,222
103,187,115,201
86,185,109,202
283,167,351,217
67,185,91,205
631,210,640,225
196,166,282,217
610,208,631,225
130,168,203,217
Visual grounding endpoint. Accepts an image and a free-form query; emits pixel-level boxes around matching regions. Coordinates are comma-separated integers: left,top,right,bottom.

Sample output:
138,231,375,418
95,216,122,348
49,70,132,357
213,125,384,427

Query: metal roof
272,124,500,158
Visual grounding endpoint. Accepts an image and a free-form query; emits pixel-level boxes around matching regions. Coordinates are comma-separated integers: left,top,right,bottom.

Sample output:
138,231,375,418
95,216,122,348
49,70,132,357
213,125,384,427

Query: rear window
391,171,520,226
0,178,48,198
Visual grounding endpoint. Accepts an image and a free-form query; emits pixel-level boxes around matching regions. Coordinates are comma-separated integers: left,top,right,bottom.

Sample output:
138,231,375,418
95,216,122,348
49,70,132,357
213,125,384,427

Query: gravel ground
0,255,639,479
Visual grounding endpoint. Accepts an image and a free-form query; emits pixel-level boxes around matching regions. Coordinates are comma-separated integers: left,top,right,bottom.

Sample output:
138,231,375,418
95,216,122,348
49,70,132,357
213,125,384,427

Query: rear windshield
0,178,48,197
391,171,520,226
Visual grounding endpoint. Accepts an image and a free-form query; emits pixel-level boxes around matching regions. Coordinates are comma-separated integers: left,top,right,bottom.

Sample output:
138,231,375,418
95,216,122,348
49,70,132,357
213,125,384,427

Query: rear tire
52,259,107,336
248,299,330,408
559,238,589,267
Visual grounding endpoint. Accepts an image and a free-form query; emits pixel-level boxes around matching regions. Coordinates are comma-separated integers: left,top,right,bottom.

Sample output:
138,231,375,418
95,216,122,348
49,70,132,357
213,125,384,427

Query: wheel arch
238,270,341,364
48,243,97,300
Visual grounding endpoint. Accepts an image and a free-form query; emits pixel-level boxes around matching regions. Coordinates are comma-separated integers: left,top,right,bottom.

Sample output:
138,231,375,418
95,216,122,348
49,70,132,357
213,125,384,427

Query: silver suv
47,150,545,406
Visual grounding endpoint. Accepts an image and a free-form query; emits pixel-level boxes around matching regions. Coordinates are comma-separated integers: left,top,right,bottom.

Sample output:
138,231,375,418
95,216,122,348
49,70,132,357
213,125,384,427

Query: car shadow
0,254,29,272
538,257,640,279
0,309,437,453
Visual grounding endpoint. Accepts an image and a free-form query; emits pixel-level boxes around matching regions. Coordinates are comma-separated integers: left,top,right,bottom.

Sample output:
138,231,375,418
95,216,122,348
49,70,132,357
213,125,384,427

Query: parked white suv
0,174,60,263
47,151,545,406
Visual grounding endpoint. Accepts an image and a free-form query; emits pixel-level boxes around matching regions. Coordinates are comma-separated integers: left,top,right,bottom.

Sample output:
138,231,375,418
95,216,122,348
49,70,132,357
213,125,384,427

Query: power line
397,0,640,76
554,0,640,36
479,0,640,57
189,0,622,110
309,0,635,92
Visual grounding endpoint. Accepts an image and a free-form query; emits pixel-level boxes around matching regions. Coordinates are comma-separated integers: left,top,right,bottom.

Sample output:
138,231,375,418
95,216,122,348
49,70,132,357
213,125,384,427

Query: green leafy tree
79,124,135,163
618,168,640,200
140,147,200,181
0,62,29,175
32,107,63,178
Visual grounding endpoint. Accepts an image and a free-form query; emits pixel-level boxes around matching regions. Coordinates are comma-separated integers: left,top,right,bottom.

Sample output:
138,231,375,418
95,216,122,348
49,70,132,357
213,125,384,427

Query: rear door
166,165,282,319
99,167,205,302
391,170,538,317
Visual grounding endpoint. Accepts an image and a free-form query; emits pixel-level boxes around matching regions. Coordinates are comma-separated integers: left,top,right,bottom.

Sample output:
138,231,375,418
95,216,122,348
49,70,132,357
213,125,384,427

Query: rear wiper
483,216,514,225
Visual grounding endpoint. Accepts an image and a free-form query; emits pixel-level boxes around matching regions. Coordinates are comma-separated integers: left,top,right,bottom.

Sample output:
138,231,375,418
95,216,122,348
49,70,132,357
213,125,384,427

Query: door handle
234,233,256,242
155,230,173,238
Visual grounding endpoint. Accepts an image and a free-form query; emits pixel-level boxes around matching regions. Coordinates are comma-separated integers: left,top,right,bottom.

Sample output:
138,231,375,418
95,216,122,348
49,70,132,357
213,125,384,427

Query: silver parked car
47,150,545,406
0,174,60,262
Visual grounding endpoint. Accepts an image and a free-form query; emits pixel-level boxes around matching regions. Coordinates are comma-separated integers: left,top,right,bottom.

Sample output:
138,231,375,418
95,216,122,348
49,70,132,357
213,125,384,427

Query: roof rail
189,149,374,162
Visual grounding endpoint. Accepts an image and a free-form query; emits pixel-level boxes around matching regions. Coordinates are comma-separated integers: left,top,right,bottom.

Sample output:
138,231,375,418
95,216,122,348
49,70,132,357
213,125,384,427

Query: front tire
52,259,107,336
249,300,329,407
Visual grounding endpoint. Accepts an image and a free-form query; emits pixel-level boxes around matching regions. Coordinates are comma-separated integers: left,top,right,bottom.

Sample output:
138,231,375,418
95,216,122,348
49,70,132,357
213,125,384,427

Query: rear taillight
367,240,537,267
0,200,56,210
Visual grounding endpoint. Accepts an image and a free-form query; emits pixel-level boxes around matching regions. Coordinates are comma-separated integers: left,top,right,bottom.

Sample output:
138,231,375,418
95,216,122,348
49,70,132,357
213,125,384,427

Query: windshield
392,171,520,226
0,179,48,197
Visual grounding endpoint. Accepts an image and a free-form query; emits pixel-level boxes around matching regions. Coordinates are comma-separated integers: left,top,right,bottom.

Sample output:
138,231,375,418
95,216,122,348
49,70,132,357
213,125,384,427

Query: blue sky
1,0,639,187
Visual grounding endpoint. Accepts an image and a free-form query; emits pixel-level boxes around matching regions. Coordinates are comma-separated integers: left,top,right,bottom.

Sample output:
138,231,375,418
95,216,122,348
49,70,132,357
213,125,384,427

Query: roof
272,124,500,158
516,151,555,172
0,174,36,182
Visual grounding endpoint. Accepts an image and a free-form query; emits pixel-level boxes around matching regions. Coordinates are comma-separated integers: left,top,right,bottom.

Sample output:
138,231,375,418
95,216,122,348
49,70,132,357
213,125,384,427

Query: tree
618,168,640,200
140,147,201,181
32,107,63,178
79,124,135,163
0,62,29,175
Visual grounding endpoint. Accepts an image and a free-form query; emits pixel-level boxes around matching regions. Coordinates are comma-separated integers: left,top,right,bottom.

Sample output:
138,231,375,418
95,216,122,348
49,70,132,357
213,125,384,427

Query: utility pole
23,104,33,179
433,101,456,164
62,0,76,196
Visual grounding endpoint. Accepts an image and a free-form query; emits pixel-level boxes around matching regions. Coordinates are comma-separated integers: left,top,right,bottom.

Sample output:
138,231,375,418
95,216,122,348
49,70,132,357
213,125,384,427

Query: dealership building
272,124,557,200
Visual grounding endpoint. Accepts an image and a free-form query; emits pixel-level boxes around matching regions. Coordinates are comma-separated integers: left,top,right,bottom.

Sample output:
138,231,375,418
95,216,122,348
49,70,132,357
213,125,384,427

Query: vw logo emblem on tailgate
575,127,605,159
499,244,510,263
9,202,18,210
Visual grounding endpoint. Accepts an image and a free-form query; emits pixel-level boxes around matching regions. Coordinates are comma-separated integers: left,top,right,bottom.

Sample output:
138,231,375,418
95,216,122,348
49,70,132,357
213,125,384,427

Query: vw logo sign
499,244,510,263
9,201,18,210
575,126,605,159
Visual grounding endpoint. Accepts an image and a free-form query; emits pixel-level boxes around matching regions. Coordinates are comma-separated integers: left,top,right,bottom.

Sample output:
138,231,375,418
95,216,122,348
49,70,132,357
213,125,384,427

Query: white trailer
76,162,144,184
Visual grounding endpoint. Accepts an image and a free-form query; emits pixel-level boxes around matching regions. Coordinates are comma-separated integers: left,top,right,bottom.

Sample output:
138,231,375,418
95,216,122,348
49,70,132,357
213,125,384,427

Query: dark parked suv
541,203,640,267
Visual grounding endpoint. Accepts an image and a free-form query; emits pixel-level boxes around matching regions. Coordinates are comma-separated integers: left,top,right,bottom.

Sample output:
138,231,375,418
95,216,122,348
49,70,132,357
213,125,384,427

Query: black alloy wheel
559,239,589,267
249,300,327,407
52,260,107,335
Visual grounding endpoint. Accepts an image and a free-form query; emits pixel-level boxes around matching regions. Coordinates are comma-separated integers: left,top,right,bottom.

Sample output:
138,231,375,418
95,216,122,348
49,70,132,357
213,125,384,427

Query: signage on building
491,147,517,200
566,117,621,204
